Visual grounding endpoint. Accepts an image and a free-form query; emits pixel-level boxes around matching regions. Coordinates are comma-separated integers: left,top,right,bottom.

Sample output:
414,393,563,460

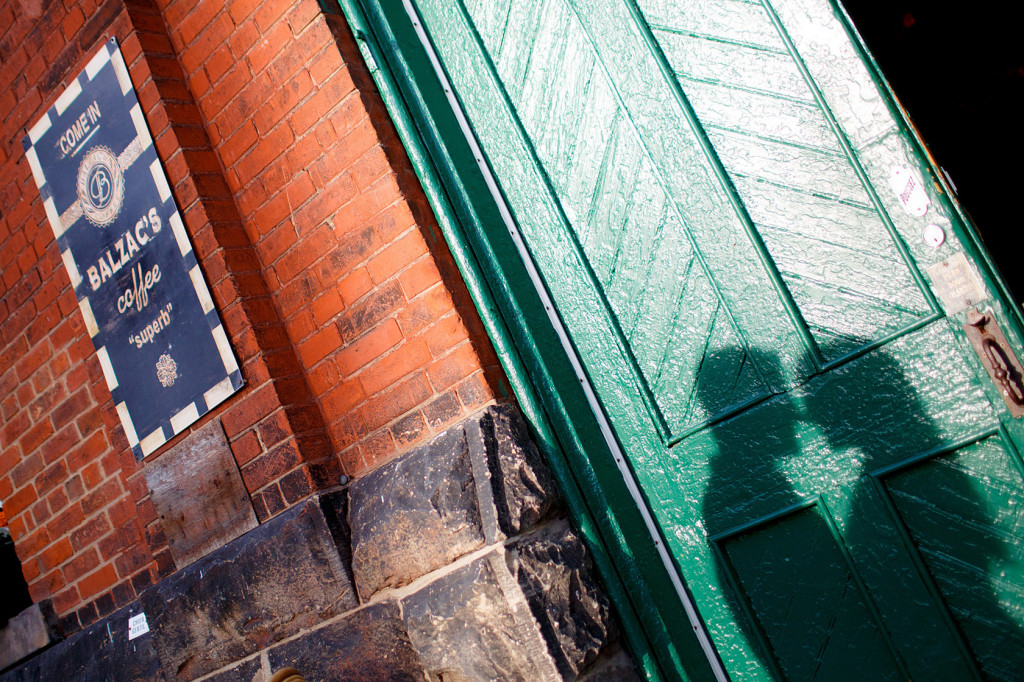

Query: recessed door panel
881,435,1024,681
638,0,934,361
719,504,905,681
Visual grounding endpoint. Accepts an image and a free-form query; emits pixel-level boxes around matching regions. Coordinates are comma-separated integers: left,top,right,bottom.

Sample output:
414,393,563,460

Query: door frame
333,0,1024,680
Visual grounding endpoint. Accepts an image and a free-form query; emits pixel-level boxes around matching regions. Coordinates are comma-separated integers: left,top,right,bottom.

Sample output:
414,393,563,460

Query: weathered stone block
140,498,358,680
348,425,483,600
0,603,59,671
507,522,615,678
402,548,561,681
401,520,612,681
0,602,161,682
267,600,425,681
577,644,641,681
469,404,556,541
348,405,557,600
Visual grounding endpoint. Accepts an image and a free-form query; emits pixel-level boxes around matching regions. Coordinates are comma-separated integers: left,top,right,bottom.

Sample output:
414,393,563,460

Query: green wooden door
352,0,1024,678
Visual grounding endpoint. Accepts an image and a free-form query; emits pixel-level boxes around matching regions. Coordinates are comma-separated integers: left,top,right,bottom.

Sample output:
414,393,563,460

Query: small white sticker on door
889,167,931,217
922,223,945,248
926,252,988,315
127,612,150,640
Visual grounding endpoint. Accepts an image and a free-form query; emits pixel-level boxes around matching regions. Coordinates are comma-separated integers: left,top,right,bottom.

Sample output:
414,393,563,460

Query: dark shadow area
0,526,32,626
698,347,802,678
699,344,1024,680
841,0,1024,301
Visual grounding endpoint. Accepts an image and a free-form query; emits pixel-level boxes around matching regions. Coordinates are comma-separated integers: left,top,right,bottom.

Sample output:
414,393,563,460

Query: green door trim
333,1,1024,680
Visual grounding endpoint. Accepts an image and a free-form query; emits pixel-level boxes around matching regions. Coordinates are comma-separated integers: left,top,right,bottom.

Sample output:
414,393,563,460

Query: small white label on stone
926,252,988,315
889,167,931,217
128,612,149,640
922,223,945,248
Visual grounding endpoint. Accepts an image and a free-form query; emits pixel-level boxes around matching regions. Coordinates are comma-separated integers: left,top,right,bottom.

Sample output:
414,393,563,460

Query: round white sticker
922,223,945,248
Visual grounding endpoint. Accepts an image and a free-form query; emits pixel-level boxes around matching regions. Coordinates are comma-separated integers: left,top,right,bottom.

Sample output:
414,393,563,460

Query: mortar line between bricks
191,649,265,681
341,396,500,478
261,650,272,678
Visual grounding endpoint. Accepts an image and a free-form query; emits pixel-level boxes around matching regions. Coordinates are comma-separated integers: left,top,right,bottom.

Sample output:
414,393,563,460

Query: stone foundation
0,604,59,673
0,406,638,681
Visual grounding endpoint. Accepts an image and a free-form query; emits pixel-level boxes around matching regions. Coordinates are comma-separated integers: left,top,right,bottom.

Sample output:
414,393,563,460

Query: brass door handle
964,309,1024,416
982,337,1024,406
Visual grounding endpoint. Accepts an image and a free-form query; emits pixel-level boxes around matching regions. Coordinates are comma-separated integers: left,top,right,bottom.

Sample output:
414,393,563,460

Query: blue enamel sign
22,39,243,459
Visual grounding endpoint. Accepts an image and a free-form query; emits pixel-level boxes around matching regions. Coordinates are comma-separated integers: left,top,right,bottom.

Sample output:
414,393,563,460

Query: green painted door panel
687,324,997,679
351,0,1024,678
720,503,906,680
635,0,936,363
880,433,1024,681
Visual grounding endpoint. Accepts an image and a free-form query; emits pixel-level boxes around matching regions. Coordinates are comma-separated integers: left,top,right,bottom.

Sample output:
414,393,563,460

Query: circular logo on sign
77,146,124,227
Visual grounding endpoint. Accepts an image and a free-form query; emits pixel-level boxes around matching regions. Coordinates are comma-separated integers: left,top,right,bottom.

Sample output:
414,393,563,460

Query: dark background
841,1,1024,303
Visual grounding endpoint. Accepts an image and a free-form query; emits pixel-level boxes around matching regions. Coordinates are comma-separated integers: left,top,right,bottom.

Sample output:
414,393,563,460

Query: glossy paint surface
350,0,1024,678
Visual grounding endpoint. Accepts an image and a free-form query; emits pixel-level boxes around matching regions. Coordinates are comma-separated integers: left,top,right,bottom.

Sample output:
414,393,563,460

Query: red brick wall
1,0,508,631
153,0,508,474
118,0,340,527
